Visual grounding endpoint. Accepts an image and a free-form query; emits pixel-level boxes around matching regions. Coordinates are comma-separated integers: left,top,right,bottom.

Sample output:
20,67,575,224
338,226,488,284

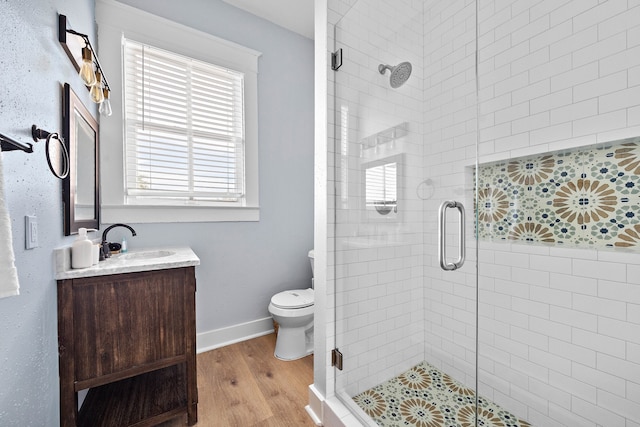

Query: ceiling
221,0,315,39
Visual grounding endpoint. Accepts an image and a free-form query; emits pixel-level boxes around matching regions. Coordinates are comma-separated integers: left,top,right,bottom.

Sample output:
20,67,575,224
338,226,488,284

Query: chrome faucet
101,223,137,259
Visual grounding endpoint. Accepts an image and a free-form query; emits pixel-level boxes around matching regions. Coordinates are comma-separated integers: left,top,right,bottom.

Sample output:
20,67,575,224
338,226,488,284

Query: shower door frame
329,0,481,425
327,1,640,427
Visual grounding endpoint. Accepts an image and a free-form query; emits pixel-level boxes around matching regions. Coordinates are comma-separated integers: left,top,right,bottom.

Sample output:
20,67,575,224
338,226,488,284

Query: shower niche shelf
476,136,640,249
359,122,409,150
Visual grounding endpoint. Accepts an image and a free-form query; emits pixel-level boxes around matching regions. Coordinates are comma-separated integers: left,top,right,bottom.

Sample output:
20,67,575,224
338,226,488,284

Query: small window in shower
366,162,397,213
364,154,402,219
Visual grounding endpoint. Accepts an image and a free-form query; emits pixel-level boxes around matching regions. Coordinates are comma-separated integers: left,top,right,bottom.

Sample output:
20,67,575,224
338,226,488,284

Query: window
123,39,245,205
366,162,397,205
96,0,261,222
365,161,397,213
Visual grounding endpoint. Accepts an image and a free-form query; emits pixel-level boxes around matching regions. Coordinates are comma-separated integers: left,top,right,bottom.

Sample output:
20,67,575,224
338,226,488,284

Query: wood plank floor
161,333,316,427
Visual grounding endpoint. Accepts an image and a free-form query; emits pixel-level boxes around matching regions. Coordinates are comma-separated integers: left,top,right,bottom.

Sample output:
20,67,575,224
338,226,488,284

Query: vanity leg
58,280,78,427
186,269,198,425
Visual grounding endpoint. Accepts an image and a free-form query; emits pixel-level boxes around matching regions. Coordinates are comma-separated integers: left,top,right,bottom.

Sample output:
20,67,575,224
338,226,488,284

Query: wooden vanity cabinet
57,267,197,427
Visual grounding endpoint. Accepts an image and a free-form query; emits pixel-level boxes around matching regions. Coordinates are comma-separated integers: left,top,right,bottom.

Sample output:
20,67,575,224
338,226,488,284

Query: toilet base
274,323,314,361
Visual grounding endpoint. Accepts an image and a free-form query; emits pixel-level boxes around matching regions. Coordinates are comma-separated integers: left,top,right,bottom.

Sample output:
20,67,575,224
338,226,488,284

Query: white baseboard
323,397,347,427
306,405,323,426
306,384,324,426
196,316,274,353
324,395,371,427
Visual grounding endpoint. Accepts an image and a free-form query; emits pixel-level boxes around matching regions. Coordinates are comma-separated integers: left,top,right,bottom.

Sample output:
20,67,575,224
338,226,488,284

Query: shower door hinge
331,49,343,71
332,348,343,370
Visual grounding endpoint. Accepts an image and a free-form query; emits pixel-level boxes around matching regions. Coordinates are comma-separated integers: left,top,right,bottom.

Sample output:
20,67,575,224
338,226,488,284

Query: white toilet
268,250,314,360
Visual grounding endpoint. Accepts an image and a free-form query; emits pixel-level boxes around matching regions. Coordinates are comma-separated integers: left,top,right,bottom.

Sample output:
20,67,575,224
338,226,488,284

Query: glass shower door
415,1,480,425
331,0,480,425
331,1,640,426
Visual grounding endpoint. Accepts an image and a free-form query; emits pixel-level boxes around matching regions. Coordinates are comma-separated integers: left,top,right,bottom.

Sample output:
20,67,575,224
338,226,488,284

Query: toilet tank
308,249,314,276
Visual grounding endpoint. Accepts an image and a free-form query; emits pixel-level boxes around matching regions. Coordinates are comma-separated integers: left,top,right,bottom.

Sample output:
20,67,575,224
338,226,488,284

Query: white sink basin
115,250,176,261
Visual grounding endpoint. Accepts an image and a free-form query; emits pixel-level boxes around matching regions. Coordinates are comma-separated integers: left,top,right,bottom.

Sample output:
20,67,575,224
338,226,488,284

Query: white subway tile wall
331,0,427,399
326,0,640,426
475,1,640,425
422,0,479,396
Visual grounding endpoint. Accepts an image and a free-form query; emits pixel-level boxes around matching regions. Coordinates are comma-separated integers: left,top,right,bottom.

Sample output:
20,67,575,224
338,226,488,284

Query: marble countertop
54,246,200,280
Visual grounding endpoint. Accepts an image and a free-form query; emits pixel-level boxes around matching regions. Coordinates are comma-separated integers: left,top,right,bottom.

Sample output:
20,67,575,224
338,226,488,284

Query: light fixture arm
65,29,111,92
58,14,111,93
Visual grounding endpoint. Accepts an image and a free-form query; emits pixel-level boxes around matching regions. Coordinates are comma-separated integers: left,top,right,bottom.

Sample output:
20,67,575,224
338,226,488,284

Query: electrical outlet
25,215,38,249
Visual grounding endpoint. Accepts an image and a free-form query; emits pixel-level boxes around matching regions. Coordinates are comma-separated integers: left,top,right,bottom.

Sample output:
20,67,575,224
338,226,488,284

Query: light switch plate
25,215,38,249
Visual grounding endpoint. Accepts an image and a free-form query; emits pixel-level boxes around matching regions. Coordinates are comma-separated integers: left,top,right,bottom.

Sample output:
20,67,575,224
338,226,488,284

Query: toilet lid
271,289,314,309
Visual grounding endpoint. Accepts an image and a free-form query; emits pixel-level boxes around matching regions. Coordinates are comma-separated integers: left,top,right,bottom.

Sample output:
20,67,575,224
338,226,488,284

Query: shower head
378,61,412,88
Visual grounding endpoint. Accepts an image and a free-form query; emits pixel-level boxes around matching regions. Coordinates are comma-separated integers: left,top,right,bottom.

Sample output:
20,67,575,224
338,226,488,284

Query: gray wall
0,0,313,424
0,1,96,424
104,0,315,337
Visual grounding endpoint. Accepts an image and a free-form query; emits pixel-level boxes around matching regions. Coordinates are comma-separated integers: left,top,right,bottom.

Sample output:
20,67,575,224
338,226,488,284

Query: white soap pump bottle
71,227,94,269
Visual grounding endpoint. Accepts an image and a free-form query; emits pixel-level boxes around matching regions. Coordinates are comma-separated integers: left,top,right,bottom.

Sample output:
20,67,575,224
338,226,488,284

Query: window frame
122,38,247,205
96,0,261,223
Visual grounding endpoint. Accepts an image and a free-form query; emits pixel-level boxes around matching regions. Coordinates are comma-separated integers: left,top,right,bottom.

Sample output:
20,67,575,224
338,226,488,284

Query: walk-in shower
327,0,640,426
378,62,412,88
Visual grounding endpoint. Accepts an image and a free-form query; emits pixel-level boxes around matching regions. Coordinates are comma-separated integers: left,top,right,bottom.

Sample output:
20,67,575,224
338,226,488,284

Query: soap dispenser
72,227,93,269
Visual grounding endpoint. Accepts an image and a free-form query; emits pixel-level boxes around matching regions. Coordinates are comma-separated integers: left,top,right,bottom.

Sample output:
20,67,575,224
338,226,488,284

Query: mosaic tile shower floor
353,361,532,427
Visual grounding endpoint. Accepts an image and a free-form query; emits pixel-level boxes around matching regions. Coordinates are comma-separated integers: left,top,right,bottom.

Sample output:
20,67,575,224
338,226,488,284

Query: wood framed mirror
62,83,100,235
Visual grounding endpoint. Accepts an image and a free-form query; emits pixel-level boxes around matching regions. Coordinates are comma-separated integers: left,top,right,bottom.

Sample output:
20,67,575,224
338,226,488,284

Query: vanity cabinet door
57,267,197,427
71,268,188,384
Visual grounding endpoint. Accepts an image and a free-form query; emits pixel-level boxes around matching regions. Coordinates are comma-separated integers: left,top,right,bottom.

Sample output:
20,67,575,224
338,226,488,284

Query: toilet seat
271,288,314,309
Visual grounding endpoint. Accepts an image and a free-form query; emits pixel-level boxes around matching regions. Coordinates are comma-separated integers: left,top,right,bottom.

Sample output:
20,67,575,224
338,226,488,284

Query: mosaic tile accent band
353,361,531,427
477,139,640,248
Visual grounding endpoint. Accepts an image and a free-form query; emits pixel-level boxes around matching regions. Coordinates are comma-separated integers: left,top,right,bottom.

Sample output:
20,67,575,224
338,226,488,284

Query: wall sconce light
78,45,96,86
58,14,112,116
90,71,105,104
99,88,112,117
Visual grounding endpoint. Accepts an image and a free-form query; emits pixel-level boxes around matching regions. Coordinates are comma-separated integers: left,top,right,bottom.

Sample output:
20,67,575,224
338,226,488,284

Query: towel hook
31,125,70,179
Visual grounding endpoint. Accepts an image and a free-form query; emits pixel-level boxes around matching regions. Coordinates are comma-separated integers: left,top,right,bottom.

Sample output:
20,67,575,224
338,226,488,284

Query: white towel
0,153,19,298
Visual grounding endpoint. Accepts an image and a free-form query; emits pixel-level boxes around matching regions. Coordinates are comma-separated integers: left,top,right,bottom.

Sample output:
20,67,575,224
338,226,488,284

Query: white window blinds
123,38,245,203
365,162,397,208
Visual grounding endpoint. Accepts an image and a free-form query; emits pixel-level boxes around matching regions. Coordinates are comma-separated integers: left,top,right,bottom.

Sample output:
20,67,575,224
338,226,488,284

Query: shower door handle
438,201,465,271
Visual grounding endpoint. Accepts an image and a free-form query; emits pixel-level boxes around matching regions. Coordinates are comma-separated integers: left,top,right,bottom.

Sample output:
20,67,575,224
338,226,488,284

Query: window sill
101,204,260,224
